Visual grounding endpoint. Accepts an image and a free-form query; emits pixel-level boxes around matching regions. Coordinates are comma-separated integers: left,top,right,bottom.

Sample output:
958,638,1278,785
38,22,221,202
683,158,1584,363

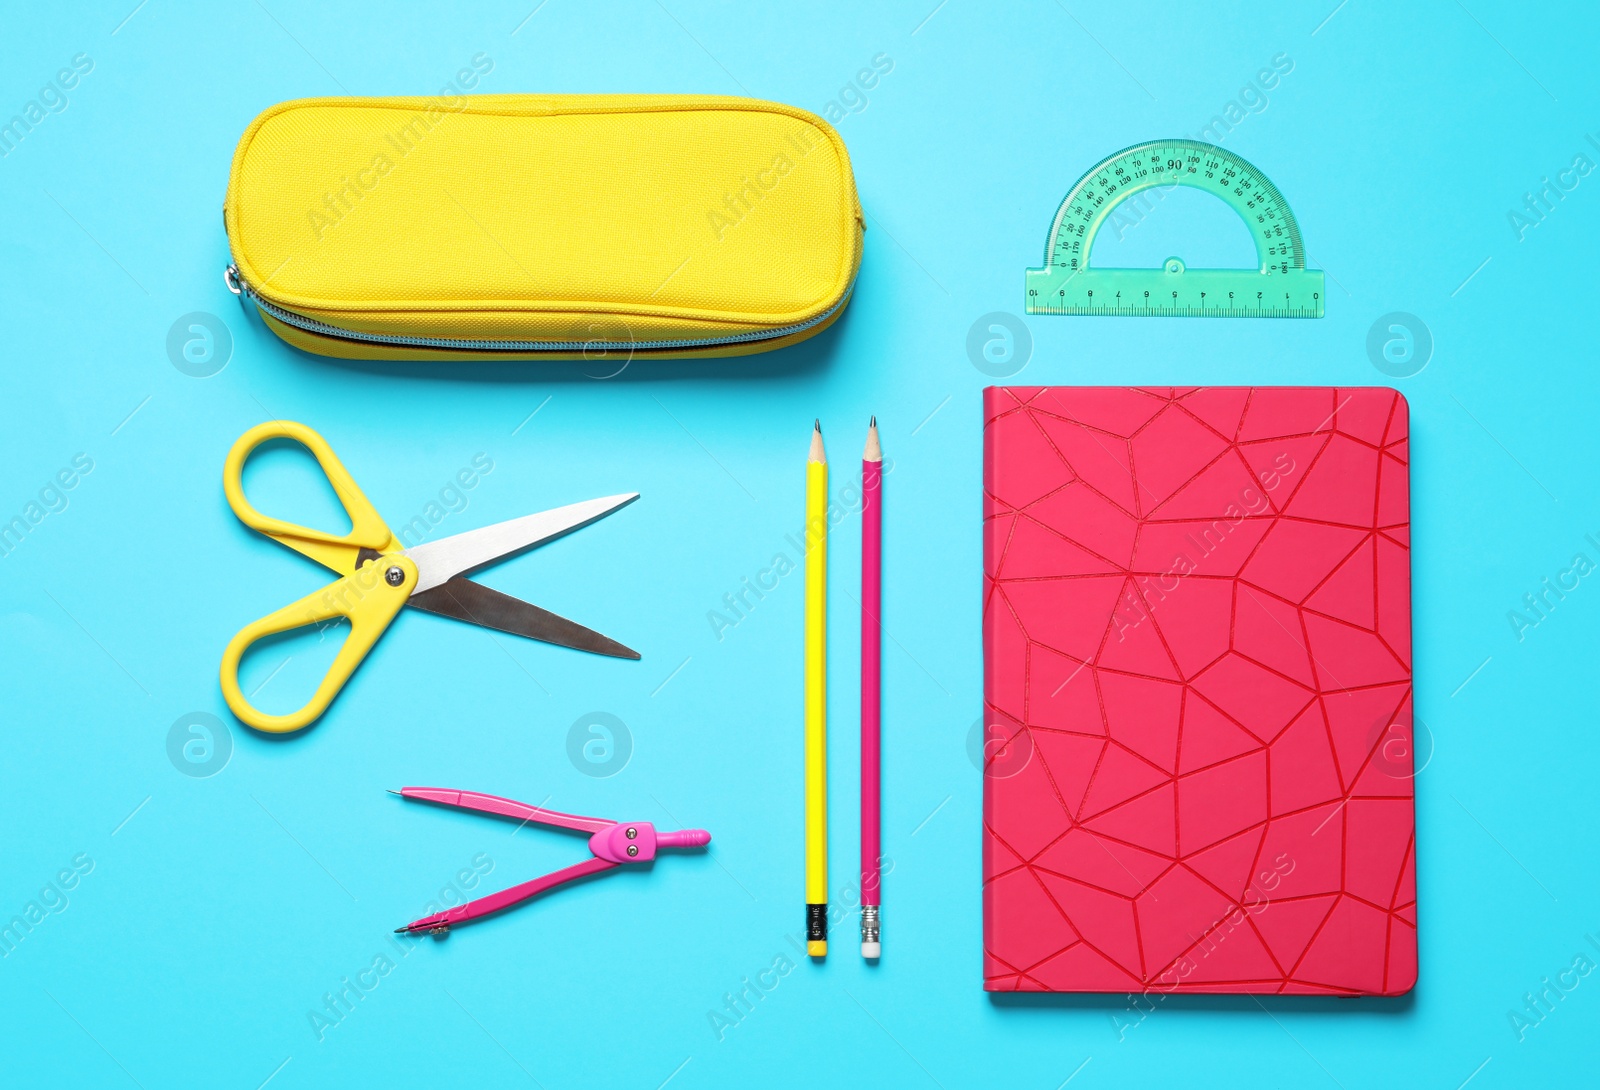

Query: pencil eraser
861,941,881,959
807,940,827,957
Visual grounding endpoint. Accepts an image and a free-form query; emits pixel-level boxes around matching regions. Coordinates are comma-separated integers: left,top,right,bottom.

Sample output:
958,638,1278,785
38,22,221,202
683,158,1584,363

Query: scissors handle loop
220,555,417,733
223,421,399,571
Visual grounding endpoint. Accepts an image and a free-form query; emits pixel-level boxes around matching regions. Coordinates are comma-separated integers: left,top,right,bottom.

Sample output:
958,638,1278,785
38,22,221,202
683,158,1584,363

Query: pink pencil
860,417,883,958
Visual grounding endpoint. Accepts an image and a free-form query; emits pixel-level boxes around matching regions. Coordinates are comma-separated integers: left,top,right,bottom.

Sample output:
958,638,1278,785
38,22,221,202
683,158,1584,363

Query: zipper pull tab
224,264,245,296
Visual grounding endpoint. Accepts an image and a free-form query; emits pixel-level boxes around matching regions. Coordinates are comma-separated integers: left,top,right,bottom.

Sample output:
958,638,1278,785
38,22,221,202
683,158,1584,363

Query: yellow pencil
805,419,828,958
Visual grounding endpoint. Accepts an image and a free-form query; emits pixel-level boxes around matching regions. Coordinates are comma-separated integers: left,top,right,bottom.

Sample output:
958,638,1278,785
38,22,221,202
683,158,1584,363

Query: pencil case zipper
223,263,858,354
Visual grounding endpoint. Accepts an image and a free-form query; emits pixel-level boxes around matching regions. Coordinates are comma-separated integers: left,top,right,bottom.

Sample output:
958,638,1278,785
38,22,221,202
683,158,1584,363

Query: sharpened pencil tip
870,415,876,427
393,926,410,934
813,418,821,432
809,421,827,463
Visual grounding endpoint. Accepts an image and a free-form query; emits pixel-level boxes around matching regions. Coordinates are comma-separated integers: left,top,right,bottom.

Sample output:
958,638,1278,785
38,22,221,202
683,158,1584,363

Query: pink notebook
982,387,1416,995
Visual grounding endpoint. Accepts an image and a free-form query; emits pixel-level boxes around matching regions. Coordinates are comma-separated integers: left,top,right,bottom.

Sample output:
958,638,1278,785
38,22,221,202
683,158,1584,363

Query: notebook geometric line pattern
982,386,1416,995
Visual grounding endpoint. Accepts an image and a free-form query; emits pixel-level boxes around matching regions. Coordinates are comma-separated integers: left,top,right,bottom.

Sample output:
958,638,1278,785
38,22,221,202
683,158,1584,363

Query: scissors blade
408,576,640,659
404,493,638,594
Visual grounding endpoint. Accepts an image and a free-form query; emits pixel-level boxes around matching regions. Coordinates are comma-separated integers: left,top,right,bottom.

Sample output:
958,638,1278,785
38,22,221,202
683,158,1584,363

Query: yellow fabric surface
225,95,863,355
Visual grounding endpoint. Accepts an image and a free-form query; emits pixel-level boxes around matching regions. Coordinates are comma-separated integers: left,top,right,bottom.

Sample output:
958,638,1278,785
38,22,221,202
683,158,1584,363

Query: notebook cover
982,387,1416,995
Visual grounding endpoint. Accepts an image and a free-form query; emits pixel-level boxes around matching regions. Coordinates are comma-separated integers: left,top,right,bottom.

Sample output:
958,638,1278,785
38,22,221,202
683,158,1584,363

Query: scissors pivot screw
384,565,406,587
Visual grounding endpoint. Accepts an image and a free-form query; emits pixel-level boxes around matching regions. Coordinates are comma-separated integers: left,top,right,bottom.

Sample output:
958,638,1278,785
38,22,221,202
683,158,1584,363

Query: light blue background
2,2,1597,1086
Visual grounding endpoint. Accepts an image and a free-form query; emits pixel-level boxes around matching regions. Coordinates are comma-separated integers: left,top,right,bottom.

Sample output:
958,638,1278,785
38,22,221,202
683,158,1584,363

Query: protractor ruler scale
1025,140,1324,318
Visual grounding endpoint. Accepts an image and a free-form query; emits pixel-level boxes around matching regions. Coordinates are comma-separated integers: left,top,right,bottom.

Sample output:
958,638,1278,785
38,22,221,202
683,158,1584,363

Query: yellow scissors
220,421,639,733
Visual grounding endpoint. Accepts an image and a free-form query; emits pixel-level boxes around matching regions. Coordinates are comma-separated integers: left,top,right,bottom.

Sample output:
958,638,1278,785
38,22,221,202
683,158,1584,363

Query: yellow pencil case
223,95,863,361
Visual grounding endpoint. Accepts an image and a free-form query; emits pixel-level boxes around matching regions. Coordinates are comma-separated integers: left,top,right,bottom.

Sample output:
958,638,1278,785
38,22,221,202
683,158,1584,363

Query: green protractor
1025,139,1324,318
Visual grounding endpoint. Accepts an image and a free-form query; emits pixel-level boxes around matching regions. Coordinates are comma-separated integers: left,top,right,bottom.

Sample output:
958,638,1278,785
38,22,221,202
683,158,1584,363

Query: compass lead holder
1025,139,1324,318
